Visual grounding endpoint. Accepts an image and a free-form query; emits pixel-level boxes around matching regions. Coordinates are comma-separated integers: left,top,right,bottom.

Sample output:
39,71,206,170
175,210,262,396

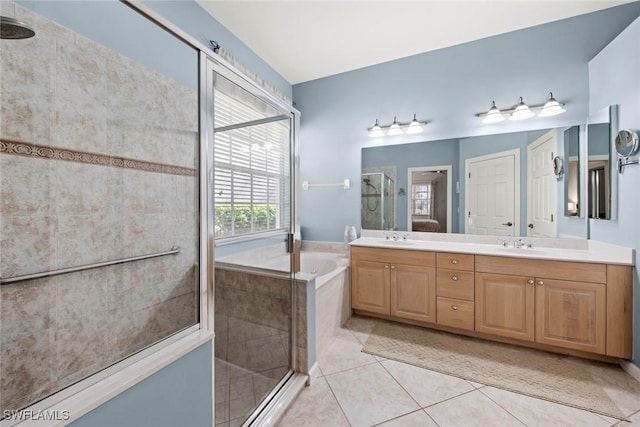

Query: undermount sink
494,246,553,256
378,239,414,245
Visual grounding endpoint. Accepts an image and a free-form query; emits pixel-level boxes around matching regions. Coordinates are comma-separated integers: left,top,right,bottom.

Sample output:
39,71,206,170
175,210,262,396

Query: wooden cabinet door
535,278,606,354
475,273,535,342
390,264,436,323
351,260,390,315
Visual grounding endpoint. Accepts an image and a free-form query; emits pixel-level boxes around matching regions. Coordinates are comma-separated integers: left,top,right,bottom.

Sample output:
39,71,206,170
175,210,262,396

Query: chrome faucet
497,238,508,247
392,232,399,241
526,239,536,249
513,238,525,248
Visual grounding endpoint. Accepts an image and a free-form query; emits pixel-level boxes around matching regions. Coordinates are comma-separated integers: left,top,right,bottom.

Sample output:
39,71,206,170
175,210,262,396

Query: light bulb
387,116,403,136
538,92,566,117
368,119,384,137
510,97,534,120
406,114,424,134
482,101,505,124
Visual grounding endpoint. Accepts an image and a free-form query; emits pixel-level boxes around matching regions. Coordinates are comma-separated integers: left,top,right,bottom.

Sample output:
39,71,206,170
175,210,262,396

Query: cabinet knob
451,305,459,311
452,275,459,281
390,265,396,270
527,279,534,285
537,280,544,286
451,259,458,265
384,265,390,269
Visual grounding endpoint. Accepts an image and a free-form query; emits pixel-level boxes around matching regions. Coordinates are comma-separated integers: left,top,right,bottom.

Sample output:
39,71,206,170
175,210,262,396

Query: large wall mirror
362,125,593,239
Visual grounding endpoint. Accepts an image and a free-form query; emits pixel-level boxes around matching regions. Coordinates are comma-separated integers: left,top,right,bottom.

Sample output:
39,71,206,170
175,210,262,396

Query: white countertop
350,235,635,266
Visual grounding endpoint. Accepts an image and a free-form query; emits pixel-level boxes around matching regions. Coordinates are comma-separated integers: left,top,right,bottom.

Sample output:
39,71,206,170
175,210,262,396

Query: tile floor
279,316,640,427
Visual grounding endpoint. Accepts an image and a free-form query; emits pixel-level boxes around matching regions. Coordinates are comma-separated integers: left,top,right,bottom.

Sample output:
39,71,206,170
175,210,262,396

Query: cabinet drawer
437,269,474,301
475,256,606,284
437,297,474,331
351,246,435,267
437,253,474,271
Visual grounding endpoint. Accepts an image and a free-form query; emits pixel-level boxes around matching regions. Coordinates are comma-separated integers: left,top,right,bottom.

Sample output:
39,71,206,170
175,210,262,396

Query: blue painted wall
293,3,640,242
70,341,212,427
588,17,640,367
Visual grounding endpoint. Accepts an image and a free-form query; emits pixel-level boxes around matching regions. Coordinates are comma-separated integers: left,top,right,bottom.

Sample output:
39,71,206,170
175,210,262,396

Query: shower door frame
201,51,301,425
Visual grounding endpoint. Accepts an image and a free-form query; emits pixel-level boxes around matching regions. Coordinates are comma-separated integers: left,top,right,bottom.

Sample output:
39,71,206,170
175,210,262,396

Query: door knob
528,223,534,229
502,222,513,227
390,265,396,270
527,279,534,285
384,265,390,269
537,280,544,286
452,275,459,281
451,259,458,265
451,305,459,311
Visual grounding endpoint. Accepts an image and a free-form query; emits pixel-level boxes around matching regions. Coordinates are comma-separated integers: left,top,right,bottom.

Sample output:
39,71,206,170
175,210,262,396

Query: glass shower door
204,62,296,425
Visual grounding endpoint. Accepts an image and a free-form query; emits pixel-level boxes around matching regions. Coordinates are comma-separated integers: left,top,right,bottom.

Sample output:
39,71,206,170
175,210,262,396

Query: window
213,79,290,239
412,183,435,217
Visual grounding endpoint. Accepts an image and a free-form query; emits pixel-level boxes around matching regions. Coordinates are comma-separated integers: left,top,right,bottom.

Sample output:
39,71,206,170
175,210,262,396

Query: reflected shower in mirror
361,172,395,230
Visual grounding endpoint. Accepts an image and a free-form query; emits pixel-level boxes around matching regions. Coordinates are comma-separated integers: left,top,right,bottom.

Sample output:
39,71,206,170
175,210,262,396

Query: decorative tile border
0,138,197,176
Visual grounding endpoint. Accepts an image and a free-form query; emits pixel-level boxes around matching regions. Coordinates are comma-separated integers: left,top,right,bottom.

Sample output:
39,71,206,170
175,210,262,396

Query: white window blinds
213,87,290,239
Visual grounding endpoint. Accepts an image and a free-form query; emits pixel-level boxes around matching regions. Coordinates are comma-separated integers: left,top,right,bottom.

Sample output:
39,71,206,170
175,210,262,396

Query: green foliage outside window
214,204,277,236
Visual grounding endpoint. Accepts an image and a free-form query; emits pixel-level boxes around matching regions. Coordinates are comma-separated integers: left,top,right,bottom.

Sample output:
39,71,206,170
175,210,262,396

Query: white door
465,149,519,236
527,130,557,237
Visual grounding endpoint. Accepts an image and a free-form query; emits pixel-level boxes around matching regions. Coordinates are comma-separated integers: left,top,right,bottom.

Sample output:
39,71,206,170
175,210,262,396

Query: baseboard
307,362,321,385
620,360,640,384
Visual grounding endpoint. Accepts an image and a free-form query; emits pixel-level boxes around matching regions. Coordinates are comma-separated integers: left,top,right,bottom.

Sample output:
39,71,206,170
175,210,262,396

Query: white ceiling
196,1,632,85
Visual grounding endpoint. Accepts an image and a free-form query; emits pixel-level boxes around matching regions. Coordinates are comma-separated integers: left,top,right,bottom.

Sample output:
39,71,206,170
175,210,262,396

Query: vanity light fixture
510,97,534,121
367,114,428,137
477,93,566,123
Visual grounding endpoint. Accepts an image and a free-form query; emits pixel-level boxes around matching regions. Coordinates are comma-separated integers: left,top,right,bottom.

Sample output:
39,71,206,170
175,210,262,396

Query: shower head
1,16,35,40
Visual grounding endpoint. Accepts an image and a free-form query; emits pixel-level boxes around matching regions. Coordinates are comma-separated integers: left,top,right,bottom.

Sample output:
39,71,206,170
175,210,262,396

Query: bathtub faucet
392,233,399,241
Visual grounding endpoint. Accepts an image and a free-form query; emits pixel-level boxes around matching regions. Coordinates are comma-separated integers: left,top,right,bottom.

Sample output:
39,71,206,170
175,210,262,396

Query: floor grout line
321,368,355,427
477,386,529,427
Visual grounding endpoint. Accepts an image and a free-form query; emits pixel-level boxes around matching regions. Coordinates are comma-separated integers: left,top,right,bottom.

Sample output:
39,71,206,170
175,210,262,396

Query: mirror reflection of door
527,130,558,238
465,149,519,236
588,162,609,219
564,126,581,217
408,166,452,233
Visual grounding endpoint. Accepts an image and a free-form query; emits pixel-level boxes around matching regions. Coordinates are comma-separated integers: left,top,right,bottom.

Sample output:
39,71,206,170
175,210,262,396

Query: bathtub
303,252,350,357
217,248,351,362
261,251,351,357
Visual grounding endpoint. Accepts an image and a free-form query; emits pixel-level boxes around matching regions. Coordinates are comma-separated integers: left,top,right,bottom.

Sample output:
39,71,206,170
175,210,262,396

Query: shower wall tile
55,213,117,269
0,279,56,412
0,215,56,277
52,37,108,154
0,27,55,146
0,155,56,217
54,270,109,384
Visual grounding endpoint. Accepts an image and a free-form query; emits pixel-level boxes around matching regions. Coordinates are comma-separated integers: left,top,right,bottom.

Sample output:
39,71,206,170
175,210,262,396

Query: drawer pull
527,279,534,285
451,275,459,281
451,259,459,265
451,305,459,310
537,280,544,286
390,265,396,270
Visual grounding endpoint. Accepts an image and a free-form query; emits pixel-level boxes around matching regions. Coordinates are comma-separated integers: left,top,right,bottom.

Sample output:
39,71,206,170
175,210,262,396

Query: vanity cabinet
351,244,633,360
351,247,436,322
